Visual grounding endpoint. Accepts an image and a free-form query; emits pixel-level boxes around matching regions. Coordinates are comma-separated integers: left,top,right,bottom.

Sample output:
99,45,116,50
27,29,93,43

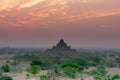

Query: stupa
47,39,76,53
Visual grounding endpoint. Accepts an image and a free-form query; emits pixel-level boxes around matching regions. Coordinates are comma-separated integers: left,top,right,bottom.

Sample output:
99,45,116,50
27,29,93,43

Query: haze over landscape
0,0,120,48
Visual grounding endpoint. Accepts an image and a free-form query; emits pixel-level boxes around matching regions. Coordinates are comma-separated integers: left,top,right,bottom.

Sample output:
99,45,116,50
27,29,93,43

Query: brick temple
47,39,76,53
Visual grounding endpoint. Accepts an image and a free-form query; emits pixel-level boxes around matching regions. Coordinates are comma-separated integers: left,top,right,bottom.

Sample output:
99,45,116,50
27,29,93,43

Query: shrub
63,66,78,78
89,66,107,77
11,67,23,73
107,62,116,67
112,74,120,80
26,73,30,79
29,65,41,76
40,75,49,80
54,65,60,75
61,63,79,69
31,60,42,66
1,64,11,73
0,75,13,80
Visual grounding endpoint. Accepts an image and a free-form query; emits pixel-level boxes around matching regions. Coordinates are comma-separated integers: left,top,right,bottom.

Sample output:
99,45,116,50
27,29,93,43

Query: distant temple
47,39,76,54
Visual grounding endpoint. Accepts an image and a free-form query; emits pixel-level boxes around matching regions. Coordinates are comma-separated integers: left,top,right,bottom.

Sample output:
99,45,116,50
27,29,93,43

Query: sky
0,0,120,48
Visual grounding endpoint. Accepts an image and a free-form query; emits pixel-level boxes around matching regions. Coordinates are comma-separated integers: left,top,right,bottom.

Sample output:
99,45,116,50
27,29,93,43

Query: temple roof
47,39,76,53
56,39,67,48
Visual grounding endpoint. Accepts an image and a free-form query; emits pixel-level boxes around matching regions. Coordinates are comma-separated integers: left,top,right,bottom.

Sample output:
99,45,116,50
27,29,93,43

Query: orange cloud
20,0,45,8
65,8,120,22
28,12,49,18
0,0,120,27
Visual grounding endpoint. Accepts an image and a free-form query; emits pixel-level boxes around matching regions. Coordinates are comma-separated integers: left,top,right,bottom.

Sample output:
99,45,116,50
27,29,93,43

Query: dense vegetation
0,48,120,80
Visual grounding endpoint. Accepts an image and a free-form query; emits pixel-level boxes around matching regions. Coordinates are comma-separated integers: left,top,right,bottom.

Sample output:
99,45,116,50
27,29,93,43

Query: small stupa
47,39,76,53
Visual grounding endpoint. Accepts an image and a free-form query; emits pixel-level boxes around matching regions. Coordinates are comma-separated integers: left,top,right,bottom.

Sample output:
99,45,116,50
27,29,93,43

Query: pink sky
0,0,120,48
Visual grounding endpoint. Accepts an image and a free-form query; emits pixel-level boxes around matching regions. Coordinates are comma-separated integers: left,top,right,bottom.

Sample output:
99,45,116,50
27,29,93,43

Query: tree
112,74,120,80
40,75,49,80
54,65,60,75
29,65,41,76
0,75,13,80
89,66,108,80
61,63,79,69
53,65,60,80
93,57,101,65
61,63,79,78
1,64,11,73
66,58,88,68
26,73,30,79
115,58,120,63
31,60,42,66
63,66,78,78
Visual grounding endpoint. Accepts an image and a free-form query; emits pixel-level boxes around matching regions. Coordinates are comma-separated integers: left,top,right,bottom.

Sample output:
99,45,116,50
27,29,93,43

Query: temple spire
47,39,76,54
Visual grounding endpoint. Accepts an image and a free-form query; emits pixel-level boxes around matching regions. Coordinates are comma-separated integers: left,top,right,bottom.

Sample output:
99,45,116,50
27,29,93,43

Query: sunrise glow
0,0,120,48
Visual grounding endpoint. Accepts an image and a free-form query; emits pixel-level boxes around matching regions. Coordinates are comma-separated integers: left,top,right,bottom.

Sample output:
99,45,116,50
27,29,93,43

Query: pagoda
47,39,76,54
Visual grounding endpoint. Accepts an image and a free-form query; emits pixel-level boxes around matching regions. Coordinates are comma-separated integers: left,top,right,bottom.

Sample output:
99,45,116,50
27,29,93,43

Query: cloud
0,0,22,11
65,8,120,22
0,0,120,28
20,0,45,8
